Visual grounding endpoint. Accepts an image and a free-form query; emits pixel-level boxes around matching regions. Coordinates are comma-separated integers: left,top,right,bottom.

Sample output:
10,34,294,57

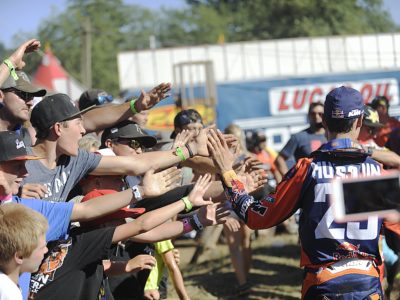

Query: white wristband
192,214,204,231
131,185,143,201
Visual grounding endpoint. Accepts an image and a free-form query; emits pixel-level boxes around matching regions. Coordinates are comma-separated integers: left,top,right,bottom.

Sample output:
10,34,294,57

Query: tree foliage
5,0,398,96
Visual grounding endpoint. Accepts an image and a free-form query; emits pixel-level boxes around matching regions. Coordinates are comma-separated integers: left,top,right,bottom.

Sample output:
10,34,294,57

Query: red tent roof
33,47,68,91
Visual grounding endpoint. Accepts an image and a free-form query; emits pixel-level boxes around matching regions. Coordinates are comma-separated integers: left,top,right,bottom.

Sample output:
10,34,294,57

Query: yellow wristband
3,59,18,80
129,99,138,114
175,147,186,161
181,196,193,212
222,170,238,188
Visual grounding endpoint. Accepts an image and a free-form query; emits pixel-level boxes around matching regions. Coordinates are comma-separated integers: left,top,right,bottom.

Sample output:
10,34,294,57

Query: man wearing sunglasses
0,71,46,145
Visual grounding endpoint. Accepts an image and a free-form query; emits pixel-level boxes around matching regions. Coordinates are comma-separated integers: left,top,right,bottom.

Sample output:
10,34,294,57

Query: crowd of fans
0,38,400,300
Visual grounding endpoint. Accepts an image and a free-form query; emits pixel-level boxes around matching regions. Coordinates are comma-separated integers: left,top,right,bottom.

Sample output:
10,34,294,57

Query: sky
0,0,400,48
0,0,185,48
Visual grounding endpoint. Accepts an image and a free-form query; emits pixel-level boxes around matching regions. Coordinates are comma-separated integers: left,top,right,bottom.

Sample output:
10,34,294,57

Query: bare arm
129,203,230,243
91,136,208,176
71,167,181,221
103,255,156,276
162,250,190,300
370,149,400,168
1,39,41,84
82,82,171,133
274,154,289,179
71,188,135,222
112,175,214,243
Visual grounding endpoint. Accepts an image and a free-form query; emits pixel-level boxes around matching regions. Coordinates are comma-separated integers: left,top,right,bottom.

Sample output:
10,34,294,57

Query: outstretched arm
71,167,181,221
112,174,214,243
82,83,171,132
91,129,209,176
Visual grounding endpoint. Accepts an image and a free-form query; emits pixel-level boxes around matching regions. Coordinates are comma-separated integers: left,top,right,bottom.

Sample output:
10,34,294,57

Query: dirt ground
168,230,303,300
167,230,400,300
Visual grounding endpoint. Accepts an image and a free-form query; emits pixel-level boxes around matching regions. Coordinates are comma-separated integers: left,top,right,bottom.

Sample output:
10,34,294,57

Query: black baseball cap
78,89,113,110
101,121,157,149
370,96,389,109
363,106,384,128
170,109,203,139
0,131,40,162
30,93,95,132
0,71,46,97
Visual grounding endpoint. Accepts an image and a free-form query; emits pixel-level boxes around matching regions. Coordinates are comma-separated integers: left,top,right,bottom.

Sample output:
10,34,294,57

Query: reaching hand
237,169,267,194
223,214,241,232
126,254,156,273
19,183,48,199
188,174,213,207
9,39,41,70
188,128,209,157
173,129,194,149
207,129,235,173
197,202,231,227
135,83,171,112
141,167,181,198
243,157,263,173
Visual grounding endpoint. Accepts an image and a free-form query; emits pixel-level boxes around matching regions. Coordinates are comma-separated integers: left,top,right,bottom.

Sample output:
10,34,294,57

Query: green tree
37,0,136,95
185,0,398,42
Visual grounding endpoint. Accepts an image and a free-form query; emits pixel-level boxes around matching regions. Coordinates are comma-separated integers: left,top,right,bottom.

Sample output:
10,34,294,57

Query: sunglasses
2,88,33,101
114,138,142,150
97,95,113,105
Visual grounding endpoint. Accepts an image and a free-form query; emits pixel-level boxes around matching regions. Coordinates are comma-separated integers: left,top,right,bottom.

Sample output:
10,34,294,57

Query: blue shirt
11,196,74,299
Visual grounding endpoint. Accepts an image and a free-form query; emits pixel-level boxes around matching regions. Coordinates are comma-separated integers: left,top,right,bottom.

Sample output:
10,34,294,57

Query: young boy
0,203,48,300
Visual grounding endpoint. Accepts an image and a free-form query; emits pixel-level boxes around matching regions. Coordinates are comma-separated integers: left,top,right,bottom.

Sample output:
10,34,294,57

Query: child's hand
144,289,160,300
188,174,213,207
126,254,156,273
197,202,231,227
141,167,181,198
173,129,194,149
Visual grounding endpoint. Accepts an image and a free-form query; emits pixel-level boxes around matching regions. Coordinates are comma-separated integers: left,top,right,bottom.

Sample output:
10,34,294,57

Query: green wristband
3,59,18,80
175,147,186,161
181,196,193,212
129,99,138,114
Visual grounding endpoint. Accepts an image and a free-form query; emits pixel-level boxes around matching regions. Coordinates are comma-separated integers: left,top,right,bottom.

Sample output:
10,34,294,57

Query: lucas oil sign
269,78,399,116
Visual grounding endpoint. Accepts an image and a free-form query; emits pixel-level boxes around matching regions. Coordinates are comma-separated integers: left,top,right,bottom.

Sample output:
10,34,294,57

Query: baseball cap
80,189,146,227
324,86,364,120
171,109,203,139
363,106,384,128
370,96,389,109
101,121,157,149
0,131,40,162
0,71,46,97
30,93,95,132
79,89,113,110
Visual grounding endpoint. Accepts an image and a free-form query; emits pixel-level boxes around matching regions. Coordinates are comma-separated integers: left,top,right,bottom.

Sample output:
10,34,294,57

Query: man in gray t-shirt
21,94,208,202
23,149,101,201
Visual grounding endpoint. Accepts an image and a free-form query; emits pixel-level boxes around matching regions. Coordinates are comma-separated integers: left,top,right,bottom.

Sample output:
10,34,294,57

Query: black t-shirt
29,227,115,300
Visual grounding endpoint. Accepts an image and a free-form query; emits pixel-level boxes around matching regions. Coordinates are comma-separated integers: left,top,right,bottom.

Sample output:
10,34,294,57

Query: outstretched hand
197,202,231,227
173,129,194,149
141,167,181,198
135,82,171,112
9,39,41,70
188,174,213,207
126,254,156,273
207,129,235,173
